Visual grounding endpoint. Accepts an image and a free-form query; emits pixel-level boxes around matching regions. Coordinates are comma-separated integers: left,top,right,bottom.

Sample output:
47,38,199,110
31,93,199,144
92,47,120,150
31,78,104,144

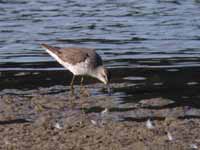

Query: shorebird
41,43,111,95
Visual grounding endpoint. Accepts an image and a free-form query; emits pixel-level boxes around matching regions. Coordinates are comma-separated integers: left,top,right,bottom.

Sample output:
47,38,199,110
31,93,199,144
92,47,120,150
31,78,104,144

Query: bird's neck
90,66,103,79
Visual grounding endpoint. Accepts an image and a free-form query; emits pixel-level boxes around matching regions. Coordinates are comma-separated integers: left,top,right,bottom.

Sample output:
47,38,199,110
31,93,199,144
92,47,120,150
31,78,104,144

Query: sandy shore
0,85,200,150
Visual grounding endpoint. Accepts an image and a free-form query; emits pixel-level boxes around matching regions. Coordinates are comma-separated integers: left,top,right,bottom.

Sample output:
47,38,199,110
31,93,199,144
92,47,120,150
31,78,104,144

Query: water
1,0,200,108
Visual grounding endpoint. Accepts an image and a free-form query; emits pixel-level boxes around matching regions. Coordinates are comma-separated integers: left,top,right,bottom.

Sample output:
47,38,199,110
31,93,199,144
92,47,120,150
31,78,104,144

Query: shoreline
0,86,200,149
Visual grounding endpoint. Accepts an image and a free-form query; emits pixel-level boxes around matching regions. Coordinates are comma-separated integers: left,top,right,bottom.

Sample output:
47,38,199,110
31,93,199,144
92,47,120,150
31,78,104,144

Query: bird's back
41,44,103,69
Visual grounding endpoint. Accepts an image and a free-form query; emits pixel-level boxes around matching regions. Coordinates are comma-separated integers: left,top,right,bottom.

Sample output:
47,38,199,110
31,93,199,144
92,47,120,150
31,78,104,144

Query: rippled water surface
1,0,200,107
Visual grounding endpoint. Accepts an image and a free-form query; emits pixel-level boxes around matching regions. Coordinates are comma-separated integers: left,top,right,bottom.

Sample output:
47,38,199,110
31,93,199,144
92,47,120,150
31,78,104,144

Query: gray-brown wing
58,47,103,67
41,44,103,67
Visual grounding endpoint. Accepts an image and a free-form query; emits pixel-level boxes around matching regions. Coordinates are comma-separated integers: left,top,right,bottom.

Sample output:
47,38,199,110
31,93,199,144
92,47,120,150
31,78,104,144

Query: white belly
65,59,91,75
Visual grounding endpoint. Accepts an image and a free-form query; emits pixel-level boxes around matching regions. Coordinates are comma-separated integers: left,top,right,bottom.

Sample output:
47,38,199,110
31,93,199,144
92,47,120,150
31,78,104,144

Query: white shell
146,119,154,129
167,132,173,141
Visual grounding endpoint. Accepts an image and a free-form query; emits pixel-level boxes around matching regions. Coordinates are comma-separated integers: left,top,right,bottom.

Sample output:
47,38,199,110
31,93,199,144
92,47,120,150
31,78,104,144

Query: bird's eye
102,74,106,79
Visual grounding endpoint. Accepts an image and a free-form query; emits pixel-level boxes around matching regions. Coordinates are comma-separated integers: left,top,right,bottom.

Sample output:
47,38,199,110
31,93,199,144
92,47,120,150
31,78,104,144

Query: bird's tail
41,43,61,54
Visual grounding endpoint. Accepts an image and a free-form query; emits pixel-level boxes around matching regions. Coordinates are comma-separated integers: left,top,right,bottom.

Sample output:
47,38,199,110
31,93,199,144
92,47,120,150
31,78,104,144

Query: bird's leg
80,77,84,89
80,76,85,94
79,77,87,117
70,75,75,96
80,76,90,97
69,75,76,107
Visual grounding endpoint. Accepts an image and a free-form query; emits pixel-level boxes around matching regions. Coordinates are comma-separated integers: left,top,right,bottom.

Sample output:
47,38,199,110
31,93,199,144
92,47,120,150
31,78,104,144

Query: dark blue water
1,0,200,66
1,0,200,109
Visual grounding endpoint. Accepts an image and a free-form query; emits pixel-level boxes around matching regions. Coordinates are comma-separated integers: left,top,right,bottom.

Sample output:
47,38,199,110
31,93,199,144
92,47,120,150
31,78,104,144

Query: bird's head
96,66,111,85
92,66,111,95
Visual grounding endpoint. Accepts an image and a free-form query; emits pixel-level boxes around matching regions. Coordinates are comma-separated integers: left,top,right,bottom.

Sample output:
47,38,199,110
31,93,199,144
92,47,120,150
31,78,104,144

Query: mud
0,85,200,150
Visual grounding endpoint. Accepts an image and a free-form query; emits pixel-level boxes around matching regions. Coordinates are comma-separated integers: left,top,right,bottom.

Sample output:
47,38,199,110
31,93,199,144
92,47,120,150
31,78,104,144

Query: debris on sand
190,143,198,149
146,119,154,129
167,131,173,141
101,108,108,116
54,122,63,129
91,119,98,126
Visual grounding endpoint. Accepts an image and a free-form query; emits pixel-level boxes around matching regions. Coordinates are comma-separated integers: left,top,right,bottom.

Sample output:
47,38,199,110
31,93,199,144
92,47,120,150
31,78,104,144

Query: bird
41,43,111,95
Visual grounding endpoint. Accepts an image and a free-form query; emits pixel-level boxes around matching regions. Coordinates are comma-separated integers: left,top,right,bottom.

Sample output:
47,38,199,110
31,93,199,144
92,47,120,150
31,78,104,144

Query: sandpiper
41,43,111,95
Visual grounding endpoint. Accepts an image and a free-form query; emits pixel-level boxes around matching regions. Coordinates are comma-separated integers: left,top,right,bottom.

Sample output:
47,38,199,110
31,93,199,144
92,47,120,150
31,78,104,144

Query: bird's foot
68,87,77,107
34,102,45,112
69,86,75,96
80,86,90,97
68,95,76,108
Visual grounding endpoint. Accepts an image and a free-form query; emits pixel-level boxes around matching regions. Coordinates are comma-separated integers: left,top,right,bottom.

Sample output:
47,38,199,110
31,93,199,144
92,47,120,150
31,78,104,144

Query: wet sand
0,85,200,150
